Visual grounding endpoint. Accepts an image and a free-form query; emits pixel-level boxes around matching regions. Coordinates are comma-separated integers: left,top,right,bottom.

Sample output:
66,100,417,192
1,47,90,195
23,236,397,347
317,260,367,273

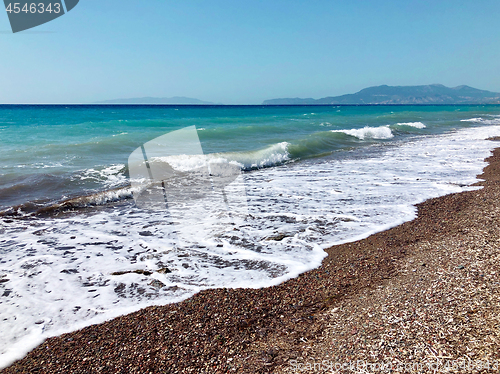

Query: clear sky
1,0,499,104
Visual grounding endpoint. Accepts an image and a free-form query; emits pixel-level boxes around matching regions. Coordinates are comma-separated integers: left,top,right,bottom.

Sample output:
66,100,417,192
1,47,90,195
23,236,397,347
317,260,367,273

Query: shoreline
3,146,500,373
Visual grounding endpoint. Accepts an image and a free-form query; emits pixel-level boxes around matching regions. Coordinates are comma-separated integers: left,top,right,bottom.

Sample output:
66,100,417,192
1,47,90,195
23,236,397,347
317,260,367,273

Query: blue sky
1,0,499,104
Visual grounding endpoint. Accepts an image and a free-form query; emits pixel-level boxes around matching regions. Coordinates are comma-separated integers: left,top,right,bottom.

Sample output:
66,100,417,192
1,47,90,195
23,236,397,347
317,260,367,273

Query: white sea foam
14,162,65,169
461,117,500,125
151,154,210,172
77,164,128,189
152,142,290,171
62,187,134,207
395,121,426,129
220,142,290,169
332,125,394,140
461,117,483,122
1,125,500,368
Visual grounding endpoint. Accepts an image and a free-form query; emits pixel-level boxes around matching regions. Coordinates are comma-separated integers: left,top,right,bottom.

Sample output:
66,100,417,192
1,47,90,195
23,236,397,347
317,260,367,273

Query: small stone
60,269,79,274
157,268,171,274
149,279,166,289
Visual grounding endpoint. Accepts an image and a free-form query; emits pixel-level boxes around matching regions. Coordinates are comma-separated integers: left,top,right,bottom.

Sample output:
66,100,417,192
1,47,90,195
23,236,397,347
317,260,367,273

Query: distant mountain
96,96,213,104
263,84,500,105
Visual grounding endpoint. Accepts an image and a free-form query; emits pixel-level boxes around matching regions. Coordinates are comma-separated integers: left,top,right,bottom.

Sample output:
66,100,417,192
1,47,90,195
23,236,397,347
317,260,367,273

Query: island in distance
95,96,213,104
263,84,500,105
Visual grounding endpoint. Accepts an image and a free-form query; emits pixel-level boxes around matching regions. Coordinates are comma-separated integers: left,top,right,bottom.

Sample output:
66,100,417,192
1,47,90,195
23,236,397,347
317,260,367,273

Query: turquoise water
2,104,500,367
1,104,500,211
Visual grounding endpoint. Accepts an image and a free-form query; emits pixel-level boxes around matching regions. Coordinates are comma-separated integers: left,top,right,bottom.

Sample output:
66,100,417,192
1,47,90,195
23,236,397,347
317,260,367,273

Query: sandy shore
3,145,500,373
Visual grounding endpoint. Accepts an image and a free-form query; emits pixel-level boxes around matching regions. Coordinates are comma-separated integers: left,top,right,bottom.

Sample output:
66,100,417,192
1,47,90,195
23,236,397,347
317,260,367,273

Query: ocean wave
151,142,291,172
76,164,127,188
0,144,291,215
331,125,394,140
461,117,500,125
217,142,290,170
0,186,135,217
58,187,134,208
31,142,290,212
394,121,426,129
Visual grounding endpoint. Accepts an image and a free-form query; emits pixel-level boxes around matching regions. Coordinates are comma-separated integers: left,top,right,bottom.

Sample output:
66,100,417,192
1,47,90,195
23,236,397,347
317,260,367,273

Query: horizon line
1,103,500,107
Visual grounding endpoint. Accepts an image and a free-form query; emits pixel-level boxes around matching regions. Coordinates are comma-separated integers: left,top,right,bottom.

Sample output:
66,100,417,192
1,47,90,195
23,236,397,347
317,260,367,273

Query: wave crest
331,126,394,140
394,122,426,129
461,117,500,125
151,142,290,172
218,142,290,170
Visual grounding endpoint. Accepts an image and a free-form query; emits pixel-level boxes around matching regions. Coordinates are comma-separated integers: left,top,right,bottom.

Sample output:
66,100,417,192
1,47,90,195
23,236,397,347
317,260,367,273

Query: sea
1,104,500,367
